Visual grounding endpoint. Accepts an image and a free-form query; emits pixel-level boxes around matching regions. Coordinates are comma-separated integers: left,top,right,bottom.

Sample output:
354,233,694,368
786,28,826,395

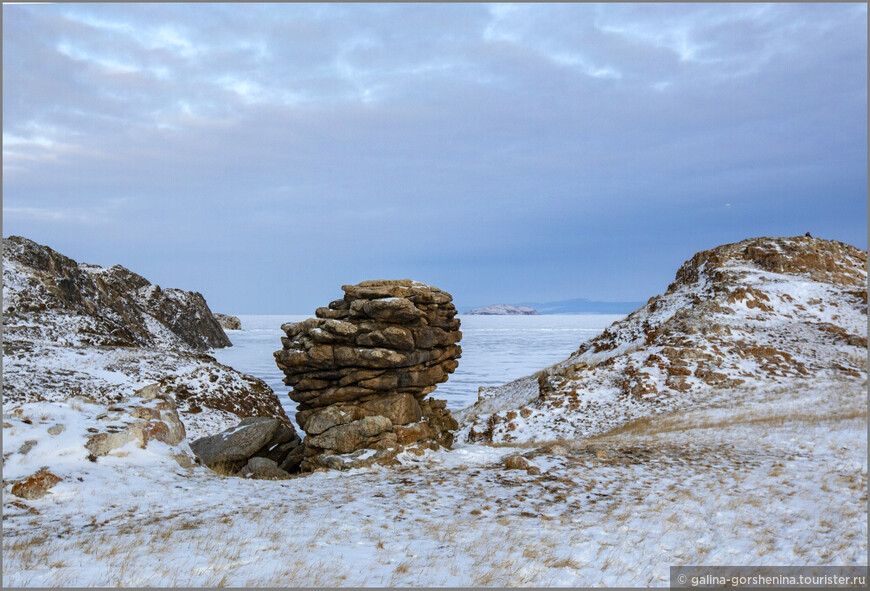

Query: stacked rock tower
274,280,461,470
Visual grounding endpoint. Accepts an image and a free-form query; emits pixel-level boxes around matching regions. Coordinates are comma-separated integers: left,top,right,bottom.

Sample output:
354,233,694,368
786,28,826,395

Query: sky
3,3,867,314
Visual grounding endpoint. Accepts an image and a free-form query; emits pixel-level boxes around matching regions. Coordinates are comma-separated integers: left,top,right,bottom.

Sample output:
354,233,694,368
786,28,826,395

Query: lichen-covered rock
11,469,61,500
275,280,462,470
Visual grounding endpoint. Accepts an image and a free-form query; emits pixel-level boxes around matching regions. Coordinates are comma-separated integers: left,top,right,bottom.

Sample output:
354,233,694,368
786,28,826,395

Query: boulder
190,417,282,470
238,457,292,480
214,314,242,331
278,443,306,473
191,417,304,476
11,469,62,500
274,280,462,470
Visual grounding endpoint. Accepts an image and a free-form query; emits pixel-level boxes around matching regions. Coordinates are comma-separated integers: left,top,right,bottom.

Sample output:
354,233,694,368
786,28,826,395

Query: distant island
461,298,645,315
465,304,540,315
516,297,645,314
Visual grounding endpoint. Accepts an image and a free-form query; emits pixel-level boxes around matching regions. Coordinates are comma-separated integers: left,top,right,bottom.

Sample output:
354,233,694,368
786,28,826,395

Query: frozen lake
213,314,624,420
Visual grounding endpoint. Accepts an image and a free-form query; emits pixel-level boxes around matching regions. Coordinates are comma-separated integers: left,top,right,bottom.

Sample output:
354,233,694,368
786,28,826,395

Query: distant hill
464,304,540,315
515,298,645,314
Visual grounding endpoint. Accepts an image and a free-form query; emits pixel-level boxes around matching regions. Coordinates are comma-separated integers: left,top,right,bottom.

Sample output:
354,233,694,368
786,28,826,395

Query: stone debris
275,280,462,470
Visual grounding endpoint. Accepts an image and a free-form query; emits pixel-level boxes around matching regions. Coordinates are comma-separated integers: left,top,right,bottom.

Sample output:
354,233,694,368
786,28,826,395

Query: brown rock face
274,280,461,470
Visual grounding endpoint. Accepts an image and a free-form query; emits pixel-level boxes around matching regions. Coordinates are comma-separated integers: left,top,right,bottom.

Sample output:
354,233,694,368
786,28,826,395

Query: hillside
457,236,867,442
2,236,288,437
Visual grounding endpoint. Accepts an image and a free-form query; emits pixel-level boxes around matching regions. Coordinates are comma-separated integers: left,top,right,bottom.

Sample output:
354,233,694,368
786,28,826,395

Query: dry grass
5,380,866,586
591,382,866,442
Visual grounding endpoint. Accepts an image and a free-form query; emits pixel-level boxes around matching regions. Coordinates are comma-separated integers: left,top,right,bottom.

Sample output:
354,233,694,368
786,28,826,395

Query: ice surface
211,314,624,421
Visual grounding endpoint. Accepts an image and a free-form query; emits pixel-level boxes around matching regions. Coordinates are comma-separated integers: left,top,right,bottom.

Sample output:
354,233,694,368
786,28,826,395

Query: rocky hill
2,236,288,438
3,236,231,351
465,304,540,315
457,236,867,442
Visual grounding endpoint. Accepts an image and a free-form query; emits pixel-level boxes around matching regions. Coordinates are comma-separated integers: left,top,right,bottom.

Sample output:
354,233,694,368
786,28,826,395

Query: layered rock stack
274,280,462,470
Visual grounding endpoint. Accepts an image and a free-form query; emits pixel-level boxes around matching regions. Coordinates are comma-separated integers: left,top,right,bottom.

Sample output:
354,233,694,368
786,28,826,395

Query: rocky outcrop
458,236,868,443
2,235,289,438
83,384,189,463
465,304,540,315
3,235,231,351
275,280,461,470
214,314,242,330
4,385,202,498
190,417,302,477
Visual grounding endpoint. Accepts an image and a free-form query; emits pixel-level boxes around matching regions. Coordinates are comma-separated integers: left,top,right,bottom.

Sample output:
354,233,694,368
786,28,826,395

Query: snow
3,237,866,585
3,380,865,586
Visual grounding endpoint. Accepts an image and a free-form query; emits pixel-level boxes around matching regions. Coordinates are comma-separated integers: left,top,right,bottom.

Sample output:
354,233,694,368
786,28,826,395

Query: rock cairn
274,280,461,470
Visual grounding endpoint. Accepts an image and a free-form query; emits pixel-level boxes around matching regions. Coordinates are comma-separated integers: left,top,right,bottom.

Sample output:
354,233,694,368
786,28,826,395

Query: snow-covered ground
4,237,866,585
3,377,865,586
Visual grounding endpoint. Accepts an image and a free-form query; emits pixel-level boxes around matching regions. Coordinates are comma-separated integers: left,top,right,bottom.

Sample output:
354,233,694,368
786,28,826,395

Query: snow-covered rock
2,235,292,491
457,236,868,443
464,304,540,315
3,235,231,351
2,235,289,438
214,313,242,330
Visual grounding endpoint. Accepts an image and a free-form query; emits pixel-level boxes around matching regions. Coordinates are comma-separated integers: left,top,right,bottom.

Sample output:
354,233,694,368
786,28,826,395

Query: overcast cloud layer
3,3,867,313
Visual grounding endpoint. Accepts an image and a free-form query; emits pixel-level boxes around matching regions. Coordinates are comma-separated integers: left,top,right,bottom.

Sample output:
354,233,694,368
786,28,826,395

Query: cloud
4,198,130,225
2,3,865,312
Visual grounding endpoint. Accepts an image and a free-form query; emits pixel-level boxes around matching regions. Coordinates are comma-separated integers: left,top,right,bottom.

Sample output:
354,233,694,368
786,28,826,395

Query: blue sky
3,3,867,313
